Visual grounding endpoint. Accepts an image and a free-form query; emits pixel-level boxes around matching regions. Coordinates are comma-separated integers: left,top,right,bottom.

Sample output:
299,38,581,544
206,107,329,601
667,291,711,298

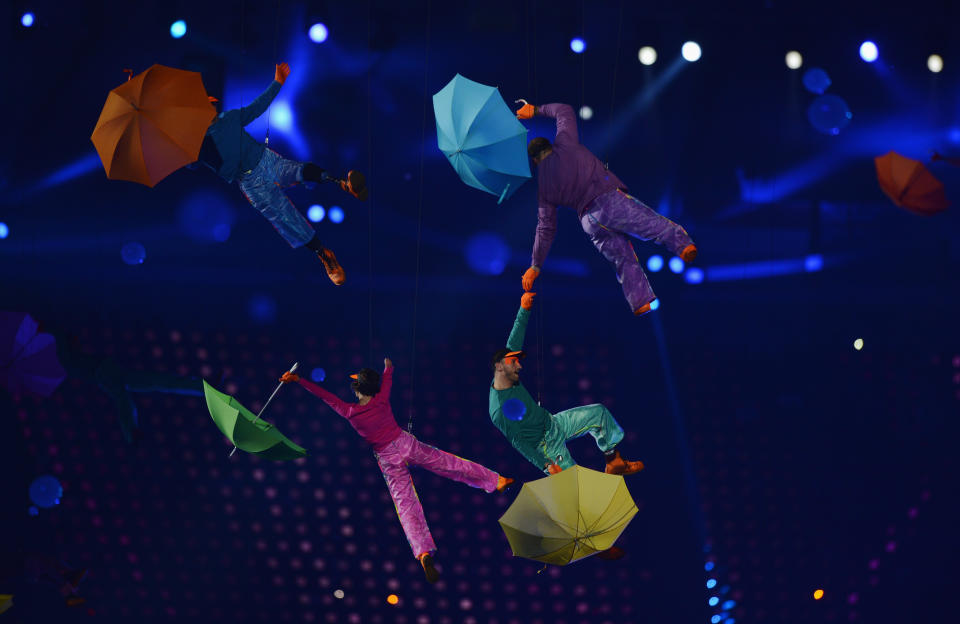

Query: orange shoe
604,450,645,476
340,170,368,201
496,476,515,492
633,302,652,316
418,552,440,583
317,248,346,285
680,244,698,264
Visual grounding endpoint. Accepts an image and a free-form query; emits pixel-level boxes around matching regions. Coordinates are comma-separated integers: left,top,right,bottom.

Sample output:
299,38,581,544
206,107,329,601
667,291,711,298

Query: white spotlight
785,51,803,70
579,106,593,120
928,54,944,73
682,41,702,62
638,46,657,66
854,338,864,351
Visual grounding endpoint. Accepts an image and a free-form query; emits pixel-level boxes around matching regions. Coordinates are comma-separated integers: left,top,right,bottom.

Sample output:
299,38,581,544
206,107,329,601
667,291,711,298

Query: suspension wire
406,0,432,433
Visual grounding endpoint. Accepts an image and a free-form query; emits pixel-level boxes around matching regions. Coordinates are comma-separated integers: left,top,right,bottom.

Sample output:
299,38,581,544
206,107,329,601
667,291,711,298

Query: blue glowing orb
311,368,326,382
647,255,664,272
0,222,8,239
706,579,717,589
685,267,704,284
121,242,146,265
178,191,236,242
309,23,329,43
649,299,660,311
248,294,277,324
708,596,719,606
465,232,510,276
722,600,736,610
807,94,852,135
802,68,831,94
170,20,186,39
29,475,62,509
21,12,35,27
502,398,526,421
669,257,685,273
711,616,721,624
804,254,823,272
705,561,715,571
308,205,325,222
269,100,293,133
28,506,39,516
570,38,586,53
329,206,344,224
859,41,878,62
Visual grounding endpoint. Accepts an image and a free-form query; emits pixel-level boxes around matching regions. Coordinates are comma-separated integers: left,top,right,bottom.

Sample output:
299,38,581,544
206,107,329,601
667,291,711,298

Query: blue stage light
21,12,35,27
121,242,146,265
647,255,664,272
649,299,660,310
722,600,736,610
308,205,325,222
0,223,8,239
248,294,277,324
270,100,293,133
707,579,717,589
465,232,510,276
310,368,326,382
711,616,721,624
804,254,823,271
329,206,344,223
860,41,878,62
802,68,831,94
807,94,852,135
669,257,684,273
709,596,719,606
309,23,328,43
949,127,960,144
705,561,715,571
178,190,236,243
723,619,735,624
170,20,187,39
570,38,586,53
685,267,704,284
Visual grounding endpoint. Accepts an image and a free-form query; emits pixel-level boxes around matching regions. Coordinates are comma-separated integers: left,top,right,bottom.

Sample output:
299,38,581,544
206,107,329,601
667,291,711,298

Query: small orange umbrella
91,64,217,187
874,151,949,215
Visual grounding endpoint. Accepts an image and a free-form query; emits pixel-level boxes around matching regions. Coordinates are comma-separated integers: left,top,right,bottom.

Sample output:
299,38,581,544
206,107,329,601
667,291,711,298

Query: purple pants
581,189,694,311
375,430,499,558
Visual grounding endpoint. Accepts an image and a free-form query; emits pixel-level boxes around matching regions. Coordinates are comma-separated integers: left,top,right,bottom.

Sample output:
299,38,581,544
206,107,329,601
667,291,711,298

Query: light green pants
542,404,625,472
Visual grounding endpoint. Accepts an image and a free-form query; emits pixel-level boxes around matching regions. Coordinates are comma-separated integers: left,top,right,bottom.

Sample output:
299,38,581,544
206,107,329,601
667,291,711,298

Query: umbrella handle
123,69,133,82
229,362,299,457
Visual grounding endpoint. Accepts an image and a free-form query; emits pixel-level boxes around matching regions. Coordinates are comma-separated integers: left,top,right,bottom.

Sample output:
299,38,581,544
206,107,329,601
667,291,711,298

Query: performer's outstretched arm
537,103,579,146
289,375,352,417
376,358,394,403
239,63,290,127
531,197,558,269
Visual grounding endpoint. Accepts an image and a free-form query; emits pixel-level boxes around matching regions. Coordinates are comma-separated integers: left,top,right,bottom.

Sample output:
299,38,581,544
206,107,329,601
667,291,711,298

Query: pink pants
375,430,499,558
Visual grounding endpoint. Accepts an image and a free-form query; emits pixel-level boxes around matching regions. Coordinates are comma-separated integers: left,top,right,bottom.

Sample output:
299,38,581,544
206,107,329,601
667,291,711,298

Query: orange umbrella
90,64,216,187
874,151,949,215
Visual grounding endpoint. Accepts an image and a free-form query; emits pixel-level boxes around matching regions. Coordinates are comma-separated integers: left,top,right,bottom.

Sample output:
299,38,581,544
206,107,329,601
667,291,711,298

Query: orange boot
317,248,346,285
418,552,439,583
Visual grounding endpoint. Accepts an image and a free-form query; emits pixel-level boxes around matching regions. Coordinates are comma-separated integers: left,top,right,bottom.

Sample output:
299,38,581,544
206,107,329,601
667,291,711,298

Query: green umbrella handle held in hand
229,362,299,457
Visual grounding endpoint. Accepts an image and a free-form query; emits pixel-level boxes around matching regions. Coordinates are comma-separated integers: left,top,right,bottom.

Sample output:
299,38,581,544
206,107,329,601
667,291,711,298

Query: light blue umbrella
433,74,531,203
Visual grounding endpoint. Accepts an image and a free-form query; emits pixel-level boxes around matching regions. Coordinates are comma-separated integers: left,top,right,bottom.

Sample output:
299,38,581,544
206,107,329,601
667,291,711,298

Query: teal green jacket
488,306,553,470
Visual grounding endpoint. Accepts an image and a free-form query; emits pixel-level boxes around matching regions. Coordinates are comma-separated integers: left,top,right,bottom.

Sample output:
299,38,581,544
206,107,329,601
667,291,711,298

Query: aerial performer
195,62,368,285
514,100,698,315
489,292,646,476
280,358,514,583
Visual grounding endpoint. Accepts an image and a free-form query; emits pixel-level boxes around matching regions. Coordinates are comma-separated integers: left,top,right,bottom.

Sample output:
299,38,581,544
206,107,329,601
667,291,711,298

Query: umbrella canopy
874,151,949,215
433,74,531,203
0,311,66,399
91,64,217,187
203,381,307,461
498,465,638,565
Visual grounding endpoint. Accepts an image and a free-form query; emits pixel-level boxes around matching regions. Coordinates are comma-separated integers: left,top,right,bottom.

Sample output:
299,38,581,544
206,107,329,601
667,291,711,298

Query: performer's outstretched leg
588,190,695,260
238,149,315,249
581,212,656,313
401,431,500,492
547,404,643,475
375,435,437,559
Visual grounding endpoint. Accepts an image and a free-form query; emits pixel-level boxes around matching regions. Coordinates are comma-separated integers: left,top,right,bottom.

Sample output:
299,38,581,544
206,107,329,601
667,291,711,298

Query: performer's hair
351,368,381,397
527,137,552,159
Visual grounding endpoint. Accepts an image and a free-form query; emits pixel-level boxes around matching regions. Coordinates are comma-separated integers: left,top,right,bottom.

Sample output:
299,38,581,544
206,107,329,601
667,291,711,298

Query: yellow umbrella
498,465,638,565
0,594,12,615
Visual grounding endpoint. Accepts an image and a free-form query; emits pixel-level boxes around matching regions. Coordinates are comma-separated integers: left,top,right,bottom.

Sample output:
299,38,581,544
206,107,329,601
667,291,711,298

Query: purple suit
531,103,694,311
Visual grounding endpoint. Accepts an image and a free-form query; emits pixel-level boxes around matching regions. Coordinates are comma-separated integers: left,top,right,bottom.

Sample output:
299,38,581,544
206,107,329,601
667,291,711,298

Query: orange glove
515,99,536,120
522,266,540,291
545,463,562,475
521,292,536,310
279,371,300,384
275,62,291,85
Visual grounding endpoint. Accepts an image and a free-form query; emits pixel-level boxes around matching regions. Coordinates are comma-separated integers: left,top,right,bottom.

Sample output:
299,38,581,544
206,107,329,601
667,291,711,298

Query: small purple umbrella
0,311,66,398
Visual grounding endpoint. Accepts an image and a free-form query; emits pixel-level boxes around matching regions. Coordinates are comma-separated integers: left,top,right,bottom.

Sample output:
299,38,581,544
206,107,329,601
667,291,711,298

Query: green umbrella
498,465,637,565
203,365,306,461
